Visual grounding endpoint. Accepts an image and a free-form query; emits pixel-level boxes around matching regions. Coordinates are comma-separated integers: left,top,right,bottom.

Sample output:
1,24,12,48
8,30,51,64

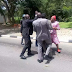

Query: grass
59,22,72,28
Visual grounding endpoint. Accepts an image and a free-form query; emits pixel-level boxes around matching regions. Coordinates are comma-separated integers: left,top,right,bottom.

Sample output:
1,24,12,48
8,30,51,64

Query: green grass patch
59,22,72,28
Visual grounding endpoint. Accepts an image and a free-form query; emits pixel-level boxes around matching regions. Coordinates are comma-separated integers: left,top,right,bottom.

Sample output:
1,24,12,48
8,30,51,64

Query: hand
53,27,57,30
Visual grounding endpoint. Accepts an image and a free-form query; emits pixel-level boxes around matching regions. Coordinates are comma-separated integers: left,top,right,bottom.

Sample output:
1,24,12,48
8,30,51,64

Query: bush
68,17,72,22
14,17,21,24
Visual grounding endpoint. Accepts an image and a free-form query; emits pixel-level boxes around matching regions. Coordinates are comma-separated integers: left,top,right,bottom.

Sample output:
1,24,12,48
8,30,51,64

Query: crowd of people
20,11,61,63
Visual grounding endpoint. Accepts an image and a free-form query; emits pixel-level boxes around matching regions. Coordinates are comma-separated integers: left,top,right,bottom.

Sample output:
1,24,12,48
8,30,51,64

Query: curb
1,35,33,39
1,35,21,39
1,35,72,43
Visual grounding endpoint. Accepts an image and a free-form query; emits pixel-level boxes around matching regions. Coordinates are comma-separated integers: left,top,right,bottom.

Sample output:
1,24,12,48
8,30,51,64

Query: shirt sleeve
20,19,22,25
56,23,60,30
20,23,23,33
32,21,36,32
46,20,53,30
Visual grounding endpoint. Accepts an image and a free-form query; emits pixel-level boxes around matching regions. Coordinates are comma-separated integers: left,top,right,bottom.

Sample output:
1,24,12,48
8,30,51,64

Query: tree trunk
3,15,6,25
12,16,15,24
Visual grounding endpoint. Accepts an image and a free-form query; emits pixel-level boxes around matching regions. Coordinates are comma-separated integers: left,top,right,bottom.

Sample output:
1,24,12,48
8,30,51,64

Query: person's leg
38,42,43,61
21,37,24,45
45,44,52,56
42,41,47,53
37,42,43,63
36,39,38,47
56,44,61,53
20,37,30,57
27,35,32,55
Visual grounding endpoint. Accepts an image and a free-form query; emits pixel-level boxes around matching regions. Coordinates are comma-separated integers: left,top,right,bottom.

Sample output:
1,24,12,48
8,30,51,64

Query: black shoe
37,59,43,63
20,55,26,59
27,53,34,56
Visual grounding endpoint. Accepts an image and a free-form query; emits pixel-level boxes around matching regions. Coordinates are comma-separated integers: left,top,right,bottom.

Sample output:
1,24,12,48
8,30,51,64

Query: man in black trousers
20,14,25,45
20,14,33,59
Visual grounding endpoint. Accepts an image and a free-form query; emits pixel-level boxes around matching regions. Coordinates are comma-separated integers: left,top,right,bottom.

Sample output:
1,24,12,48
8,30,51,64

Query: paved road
0,37,72,72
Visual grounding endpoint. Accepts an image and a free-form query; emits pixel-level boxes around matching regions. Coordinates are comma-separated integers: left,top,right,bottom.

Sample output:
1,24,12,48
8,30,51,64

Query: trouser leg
20,36,31,56
28,36,31,54
42,41,47,53
45,44,52,56
21,37,23,44
35,39,38,46
38,42,43,60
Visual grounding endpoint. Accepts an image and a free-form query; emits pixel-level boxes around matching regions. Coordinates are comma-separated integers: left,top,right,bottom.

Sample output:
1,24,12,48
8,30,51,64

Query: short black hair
42,13,46,18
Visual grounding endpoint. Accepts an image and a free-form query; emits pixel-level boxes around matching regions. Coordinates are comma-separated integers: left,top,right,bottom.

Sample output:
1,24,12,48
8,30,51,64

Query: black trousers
21,36,24,44
20,35,31,56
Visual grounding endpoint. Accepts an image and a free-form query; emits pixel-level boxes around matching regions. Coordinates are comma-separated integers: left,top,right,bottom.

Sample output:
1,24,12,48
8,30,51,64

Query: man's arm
46,20,53,30
20,19,22,25
32,21,36,32
28,20,33,27
20,23,23,34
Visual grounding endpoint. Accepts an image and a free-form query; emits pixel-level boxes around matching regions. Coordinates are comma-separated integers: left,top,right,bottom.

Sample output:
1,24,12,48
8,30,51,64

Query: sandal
57,49,61,53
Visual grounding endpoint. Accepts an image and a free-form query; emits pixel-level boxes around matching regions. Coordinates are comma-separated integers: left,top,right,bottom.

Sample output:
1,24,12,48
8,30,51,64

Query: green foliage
40,0,72,21
14,17,21,24
14,0,42,19
0,0,72,24
23,0,42,18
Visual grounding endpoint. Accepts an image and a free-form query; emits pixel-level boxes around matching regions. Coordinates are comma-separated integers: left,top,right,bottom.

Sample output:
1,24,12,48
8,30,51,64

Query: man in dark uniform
20,14,25,45
20,14,33,59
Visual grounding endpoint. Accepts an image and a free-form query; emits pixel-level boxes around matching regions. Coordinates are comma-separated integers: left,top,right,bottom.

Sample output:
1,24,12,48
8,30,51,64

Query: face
25,14,30,19
51,17,55,23
35,11,38,14
29,16,30,19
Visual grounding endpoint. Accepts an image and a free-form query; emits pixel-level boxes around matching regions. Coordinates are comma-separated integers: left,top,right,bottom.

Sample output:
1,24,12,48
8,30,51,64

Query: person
50,15,61,53
34,11,38,20
20,14,33,59
42,13,53,57
20,14,25,45
33,13,53,63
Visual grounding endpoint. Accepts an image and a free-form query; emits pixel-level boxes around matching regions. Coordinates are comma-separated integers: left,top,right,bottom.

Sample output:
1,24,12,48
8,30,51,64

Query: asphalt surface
0,37,72,72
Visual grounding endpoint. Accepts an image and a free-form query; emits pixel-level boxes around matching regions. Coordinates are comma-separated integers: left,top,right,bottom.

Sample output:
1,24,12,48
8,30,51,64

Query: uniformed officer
20,14,33,59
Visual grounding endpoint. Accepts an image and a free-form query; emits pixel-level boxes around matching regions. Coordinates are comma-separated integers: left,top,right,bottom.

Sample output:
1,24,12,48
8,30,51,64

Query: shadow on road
52,47,62,55
45,47,62,64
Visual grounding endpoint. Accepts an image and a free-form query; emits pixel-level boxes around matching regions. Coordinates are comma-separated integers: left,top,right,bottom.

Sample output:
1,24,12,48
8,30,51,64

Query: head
42,13,46,18
35,11,38,15
51,15,56,22
37,12,42,18
22,14,25,19
25,14,30,19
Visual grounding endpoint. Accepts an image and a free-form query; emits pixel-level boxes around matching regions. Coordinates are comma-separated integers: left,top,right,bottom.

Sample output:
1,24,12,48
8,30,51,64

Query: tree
25,0,42,18
1,0,18,24
17,0,42,18
0,2,6,24
40,0,72,21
